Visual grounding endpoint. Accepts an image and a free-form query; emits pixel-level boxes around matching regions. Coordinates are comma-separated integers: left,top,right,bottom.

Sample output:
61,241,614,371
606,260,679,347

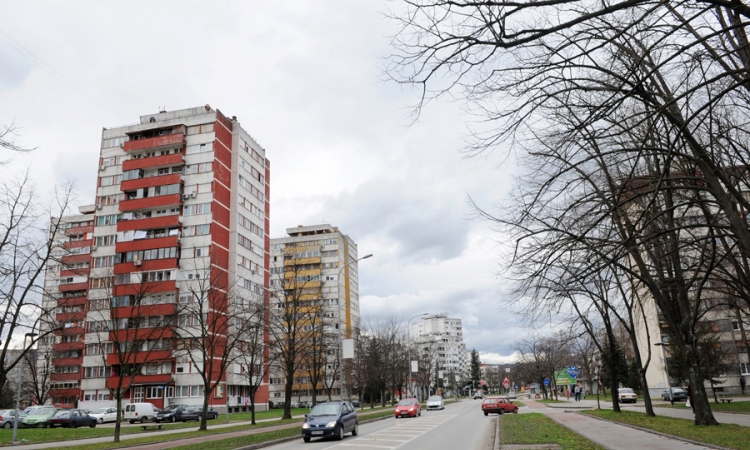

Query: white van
124,402,158,423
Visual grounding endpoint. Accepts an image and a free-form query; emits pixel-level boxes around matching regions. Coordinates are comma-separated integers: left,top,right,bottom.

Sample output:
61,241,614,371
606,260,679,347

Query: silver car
426,395,445,410
0,410,24,429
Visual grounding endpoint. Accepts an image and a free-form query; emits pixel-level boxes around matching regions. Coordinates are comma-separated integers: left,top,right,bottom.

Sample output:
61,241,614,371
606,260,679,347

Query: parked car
473,391,484,400
0,409,25,429
196,406,218,420
301,401,358,443
661,387,688,401
617,388,638,404
154,405,190,423
351,400,361,407
299,401,311,408
88,407,118,424
394,398,421,418
49,409,97,428
426,395,445,410
22,407,59,428
124,402,159,423
481,397,518,416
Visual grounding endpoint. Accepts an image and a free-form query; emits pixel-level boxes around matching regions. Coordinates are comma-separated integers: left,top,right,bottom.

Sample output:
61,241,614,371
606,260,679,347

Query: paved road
264,400,494,450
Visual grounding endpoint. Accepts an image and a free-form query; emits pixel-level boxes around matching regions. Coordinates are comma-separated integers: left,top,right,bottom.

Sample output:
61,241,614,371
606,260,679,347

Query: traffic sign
502,376,510,389
567,366,580,379
543,378,550,385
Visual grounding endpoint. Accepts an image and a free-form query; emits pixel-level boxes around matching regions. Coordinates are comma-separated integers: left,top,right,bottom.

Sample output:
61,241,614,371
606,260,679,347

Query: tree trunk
688,366,719,425
199,387,209,431
639,368,655,416
114,394,123,442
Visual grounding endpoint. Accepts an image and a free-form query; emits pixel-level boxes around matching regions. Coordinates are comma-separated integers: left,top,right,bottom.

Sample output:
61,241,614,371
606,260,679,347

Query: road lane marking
320,414,458,450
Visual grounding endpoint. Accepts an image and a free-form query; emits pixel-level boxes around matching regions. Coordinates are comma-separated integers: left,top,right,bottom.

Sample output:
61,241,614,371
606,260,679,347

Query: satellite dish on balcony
149,117,156,123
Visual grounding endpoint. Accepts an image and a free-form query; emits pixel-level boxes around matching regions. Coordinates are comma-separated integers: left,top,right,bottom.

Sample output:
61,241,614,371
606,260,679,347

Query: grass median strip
583,409,749,449
654,401,750,414
499,413,604,450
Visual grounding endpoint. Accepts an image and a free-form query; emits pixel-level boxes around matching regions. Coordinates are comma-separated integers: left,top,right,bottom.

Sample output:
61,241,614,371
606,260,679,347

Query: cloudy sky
0,1,526,362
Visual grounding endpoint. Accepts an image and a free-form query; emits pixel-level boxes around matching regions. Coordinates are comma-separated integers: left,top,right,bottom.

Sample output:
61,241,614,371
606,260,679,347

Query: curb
575,412,731,450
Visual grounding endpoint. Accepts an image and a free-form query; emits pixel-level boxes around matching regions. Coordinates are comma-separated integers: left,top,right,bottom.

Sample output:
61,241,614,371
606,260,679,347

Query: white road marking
320,414,458,450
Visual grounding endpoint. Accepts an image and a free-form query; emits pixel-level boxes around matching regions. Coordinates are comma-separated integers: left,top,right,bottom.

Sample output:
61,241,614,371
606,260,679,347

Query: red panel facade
110,303,176,319
59,282,89,293
122,153,184,171
123,134,185,152
61,254,90,265
117,215,181,232
63,239,93,249
113,258,178,274
121,173,182,192
112,280,176,296
119,194,182,212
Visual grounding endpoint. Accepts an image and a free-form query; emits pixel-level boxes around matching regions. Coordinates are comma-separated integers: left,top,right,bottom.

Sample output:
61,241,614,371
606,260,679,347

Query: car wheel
513,408,519,414
44,423,50,428
129,420,135,424
98,418,104,424
303,437,311,443
90,422,96,428
140,417,148,423
395,415,399,419
418,410,421,416
3,422,10,429
498,409,504,415
484,411,489,416
352,422,358,436
337,425,345,440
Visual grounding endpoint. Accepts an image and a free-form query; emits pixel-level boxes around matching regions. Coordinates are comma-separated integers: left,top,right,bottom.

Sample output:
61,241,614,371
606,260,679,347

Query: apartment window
190,385,204,397
96,214,121,226
184,203,211,216
175,386,189,398
95,235,117,246
165,386,174,398
742,363,750,375
146,386,164,399
182,225,209,237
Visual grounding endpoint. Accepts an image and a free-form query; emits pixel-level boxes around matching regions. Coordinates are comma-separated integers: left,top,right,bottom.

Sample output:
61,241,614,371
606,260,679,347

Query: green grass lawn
655,401,750,413
512,400,526,407
499,413,604,450
170,427,301,450
537,399,569,403
583,409,750,450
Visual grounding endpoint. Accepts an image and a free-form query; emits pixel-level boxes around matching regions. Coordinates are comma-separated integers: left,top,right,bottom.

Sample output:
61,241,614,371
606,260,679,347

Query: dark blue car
301,401,358,443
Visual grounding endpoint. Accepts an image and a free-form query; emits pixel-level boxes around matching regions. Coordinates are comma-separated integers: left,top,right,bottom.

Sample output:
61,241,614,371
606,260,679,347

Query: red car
394,398,421,418
481,397,518,416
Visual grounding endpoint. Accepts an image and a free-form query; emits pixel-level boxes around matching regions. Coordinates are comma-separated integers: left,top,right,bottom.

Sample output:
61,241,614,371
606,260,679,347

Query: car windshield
309,404,341,417
32,409,55,416
161,406,178,412
482,398,498,404
672,388,686,393
92,408,108,414
53,411,69,418
427,396,441,402
397,399,417,406
619,388,635,394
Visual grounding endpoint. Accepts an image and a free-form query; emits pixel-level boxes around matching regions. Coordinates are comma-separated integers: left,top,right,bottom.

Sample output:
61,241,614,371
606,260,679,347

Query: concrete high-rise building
39,105,271,412
411,314,468,390
268,224,362,402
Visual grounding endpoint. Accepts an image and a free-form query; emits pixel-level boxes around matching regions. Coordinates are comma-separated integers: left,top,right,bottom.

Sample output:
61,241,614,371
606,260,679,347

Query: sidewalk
548,410,715,450
523,399,715,450
623,404,750,427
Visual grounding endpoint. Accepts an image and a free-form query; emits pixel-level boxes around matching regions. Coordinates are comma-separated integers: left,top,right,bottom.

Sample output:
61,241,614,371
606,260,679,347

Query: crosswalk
320,413,458,450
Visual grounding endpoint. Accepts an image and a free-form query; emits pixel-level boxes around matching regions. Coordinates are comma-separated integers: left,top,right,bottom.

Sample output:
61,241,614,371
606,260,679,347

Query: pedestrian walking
574,385,581,402
565,388,570,400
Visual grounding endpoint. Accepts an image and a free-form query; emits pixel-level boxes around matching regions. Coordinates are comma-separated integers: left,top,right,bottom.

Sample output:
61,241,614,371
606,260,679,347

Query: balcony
119,194,182,212
112,280,176,296
106,350,173,366
109,328,174,342
61,254,90,265
50,372,81,382
121,173,182,193
63,239,93,250
106,373,173,389
123,134,185,153
60,267,90,278
49,387,80,398
111,302,176,319
58,296,87,307
53,341,84,352
114,258,178,274
284,257,321,266
64,225,93,236
55,327,85,336
115,236,179,253
52,356,83,366
59,282,89,293
123,153,184,171
56,311,87,322
117,215,181,232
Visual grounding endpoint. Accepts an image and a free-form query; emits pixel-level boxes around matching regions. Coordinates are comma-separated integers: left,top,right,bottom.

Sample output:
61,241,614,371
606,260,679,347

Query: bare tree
236,297,273,425
26,349,52,406
0,122,35,164
0,176,75,397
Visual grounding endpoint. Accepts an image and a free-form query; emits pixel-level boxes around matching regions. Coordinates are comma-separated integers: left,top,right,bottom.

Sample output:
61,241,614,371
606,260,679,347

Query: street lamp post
655,342,672,405
13,332,38,443
406,313,428,398
336,254,373,401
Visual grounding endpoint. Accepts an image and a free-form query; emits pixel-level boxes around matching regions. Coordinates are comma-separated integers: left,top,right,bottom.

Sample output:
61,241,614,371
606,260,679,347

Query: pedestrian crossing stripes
321,414,458,450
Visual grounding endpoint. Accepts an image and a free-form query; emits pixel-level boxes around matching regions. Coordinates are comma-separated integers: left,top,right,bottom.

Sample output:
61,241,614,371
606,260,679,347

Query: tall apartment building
411,314,468,389
268,224,362,402
39,105,271,412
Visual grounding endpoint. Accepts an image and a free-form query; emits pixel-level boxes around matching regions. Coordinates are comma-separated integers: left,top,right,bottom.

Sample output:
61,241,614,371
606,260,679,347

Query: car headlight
302,423,309,429
326,421,338,428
